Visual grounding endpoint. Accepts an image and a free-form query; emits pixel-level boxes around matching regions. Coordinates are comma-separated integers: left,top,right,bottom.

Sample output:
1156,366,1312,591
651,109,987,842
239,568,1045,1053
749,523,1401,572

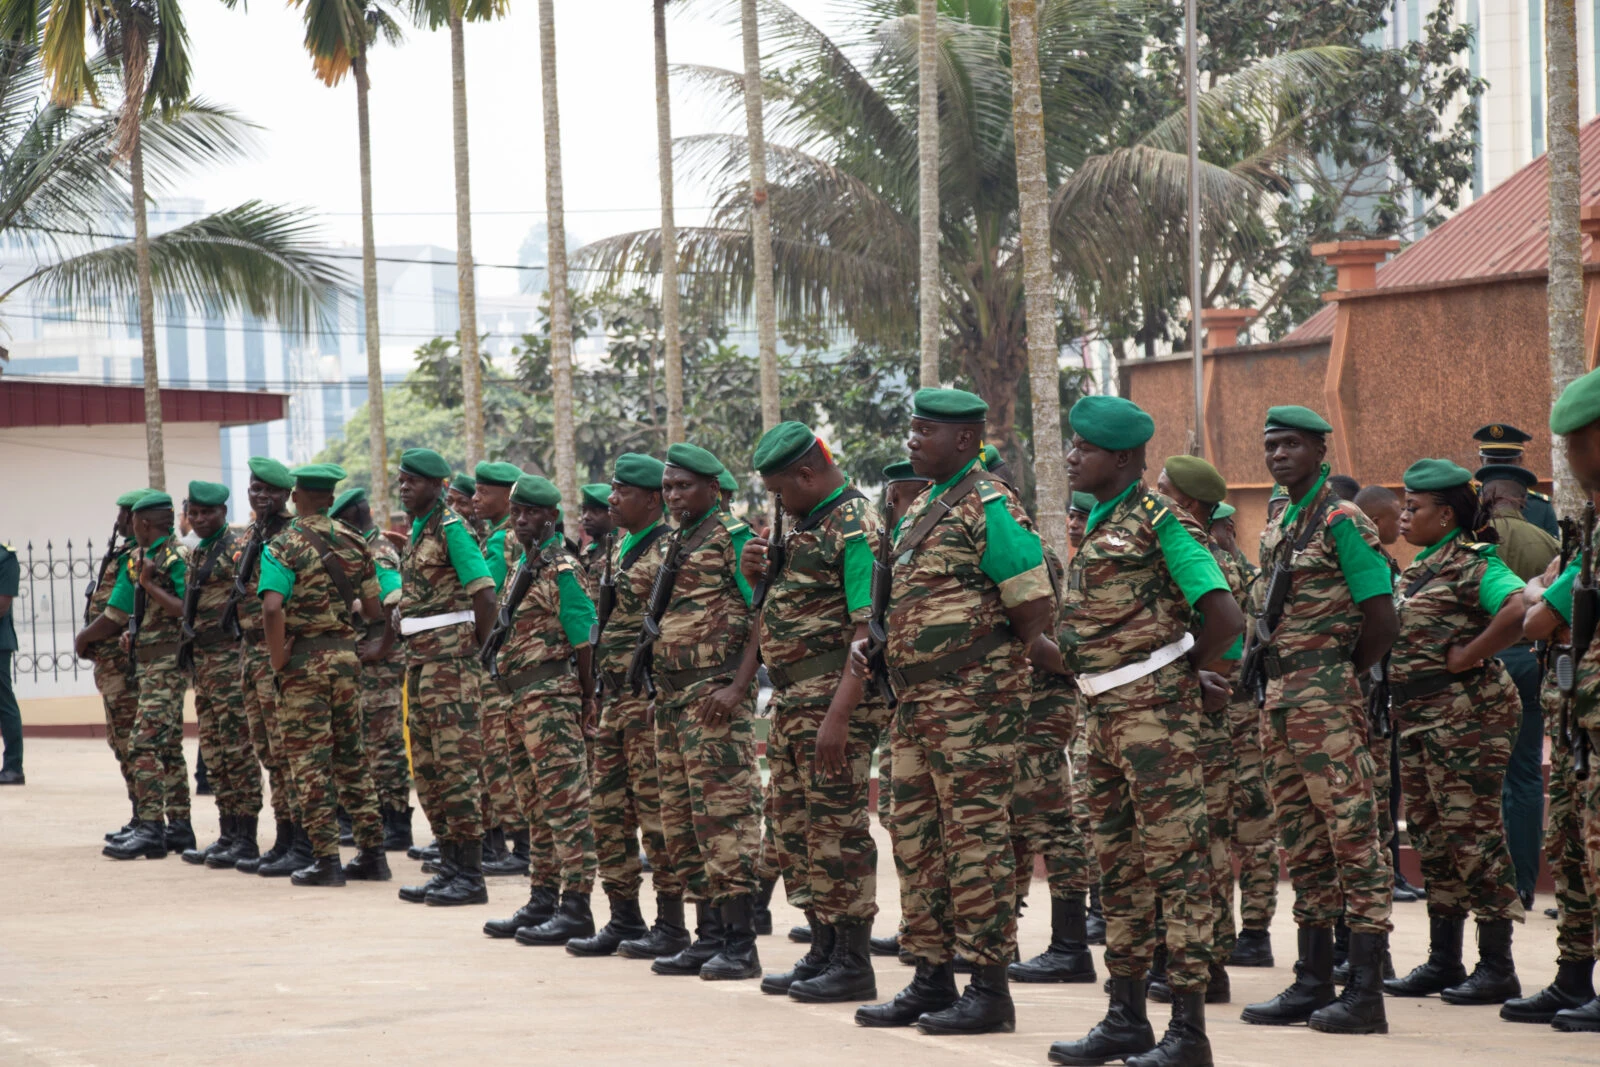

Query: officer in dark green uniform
1472,423,1558,537
0,537,20,784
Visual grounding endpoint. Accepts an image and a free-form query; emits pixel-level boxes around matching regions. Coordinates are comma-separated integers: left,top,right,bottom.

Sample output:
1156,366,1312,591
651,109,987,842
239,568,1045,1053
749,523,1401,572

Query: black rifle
84,526,124,627
750,498,785,609
865,492,897,707
479,519,552,680
590,530,617,646
221,522,269,640
1239,496,1332,707
1560,502,1597,781
177,533,230,672
126,570,143,684
627,529,689,698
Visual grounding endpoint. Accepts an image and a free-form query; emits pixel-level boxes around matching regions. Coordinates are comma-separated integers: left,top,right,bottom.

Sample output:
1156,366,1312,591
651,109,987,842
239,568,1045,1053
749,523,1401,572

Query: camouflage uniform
490,534,598,895
1540,564,1598,963
576,538,606,599
362,529,411,813
651,508,762,904
1064,485,1224,991
258,514,384,856
399,500,494,843
237,515,298,826
87,541,139,806
760,487,891,924
1196,530,1246,960
102,535,191,823
479,513,526,838
885,460,1050,967
1225,548,1280,929
186,527,262,819
1258,474,1393,934
591,522,682,900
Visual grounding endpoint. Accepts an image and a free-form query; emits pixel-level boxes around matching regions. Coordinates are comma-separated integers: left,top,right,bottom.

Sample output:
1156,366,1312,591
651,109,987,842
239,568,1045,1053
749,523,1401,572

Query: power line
131,205,716,219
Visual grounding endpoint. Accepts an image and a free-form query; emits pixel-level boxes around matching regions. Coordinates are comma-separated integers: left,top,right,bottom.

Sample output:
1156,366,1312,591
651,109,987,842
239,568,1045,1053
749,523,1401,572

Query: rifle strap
793,486,866,536
620,524,669,572
1402,564,1442,600
184,535,231,626
296,523,360,613
895,468,988,559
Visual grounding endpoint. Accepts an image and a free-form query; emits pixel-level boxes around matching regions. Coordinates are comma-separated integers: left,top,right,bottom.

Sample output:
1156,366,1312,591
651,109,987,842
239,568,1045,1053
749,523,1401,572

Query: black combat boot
1308,930,1388,1034
1011,893,1097,984
257,824,312,878
343,847,392,881
916,963,1016,1034
1384,913,1466,997
291,853,348,887
567,893,649,956
164,818,196,854
516,891,596,945
789,925,814,943
336,806,354,847
183,815,234,865
106,802,139,843
1240,925,1336,1025
407,838,440,862
619,894,692,959
856,960,959,1028
483,828,530,876
1553,995,1600,1031
1502,958,1596,1023
1126,990,1212,1067
483,884,558,937
1229,927,1274,968
869,933,900,957
700,895,762,980
650,901,724,975
206,815,256,869
760,912,834,994
753,877,776,936
1441,918,1521,1005
1147,943,1172,1002
1049,976,1157,1063
236,819,291,874
426,839,488,906
1086,883,1107,945
102,820,167,861
381,807,414,852
1330,918,1351,983
400,842,458,904
508,828,531,868
791,921,877,1003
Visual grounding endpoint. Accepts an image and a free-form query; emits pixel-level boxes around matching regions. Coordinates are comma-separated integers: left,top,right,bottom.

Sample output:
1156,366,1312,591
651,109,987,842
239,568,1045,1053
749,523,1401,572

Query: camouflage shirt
104,534,188,645
400,499,495,661
655,508,754,674
576,539,607,599
235,513,291,636
187,526,240,639
496,535,596,681
368,528,403,604
595,522,671,681
257,514,380,640
481,512,520,594
86,540,135,661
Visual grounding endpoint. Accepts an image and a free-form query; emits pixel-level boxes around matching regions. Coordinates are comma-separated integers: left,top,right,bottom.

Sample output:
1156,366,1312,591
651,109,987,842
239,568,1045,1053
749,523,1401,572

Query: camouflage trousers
277,645,382,856
654,678,762,904
405,656,484,843
511,677,596,895
1263,680,1392,934
360,656,411,813
94,660,139,805
1068,730,1094,866
191,647,262,818
1196,706,1237,960
479,683,522,835
1370,730,1395,878
876,730,892,824
504,710,554,881
756,815,781,886
1083,662,1213,991
1227,694,1278,930
1011,677,1092,904
128,653,191,823
766,693,886,924
1547,687,1597,961
1398,709,1523,923
240,638,297,824
890,681,1020,968
590,691,680,899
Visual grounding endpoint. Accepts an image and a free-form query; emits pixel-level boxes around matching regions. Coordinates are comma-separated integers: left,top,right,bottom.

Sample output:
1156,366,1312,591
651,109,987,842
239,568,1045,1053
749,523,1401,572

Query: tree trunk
538,0,577,506
354,49,388,511
739,0,780,431
917,0,941,388
129,120,164,490
1007,0,1066,556
655,0,683,446
448,10,484,467
1549,0,1585,515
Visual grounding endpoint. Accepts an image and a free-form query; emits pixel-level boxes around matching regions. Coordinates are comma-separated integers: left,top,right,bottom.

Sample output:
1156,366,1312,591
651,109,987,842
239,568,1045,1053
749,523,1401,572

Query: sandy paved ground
2,737,1597,1066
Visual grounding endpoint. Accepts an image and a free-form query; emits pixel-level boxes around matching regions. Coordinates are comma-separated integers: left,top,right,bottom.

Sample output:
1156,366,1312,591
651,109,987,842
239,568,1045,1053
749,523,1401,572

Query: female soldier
1383,459,1526,1006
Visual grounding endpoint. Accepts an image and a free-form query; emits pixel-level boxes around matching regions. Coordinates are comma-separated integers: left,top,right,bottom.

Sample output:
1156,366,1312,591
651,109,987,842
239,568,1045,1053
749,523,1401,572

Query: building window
1532,0,1546,157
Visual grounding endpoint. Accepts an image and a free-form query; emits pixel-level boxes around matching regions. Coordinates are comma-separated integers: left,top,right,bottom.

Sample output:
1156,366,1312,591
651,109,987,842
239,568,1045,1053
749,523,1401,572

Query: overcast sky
178,0,840,300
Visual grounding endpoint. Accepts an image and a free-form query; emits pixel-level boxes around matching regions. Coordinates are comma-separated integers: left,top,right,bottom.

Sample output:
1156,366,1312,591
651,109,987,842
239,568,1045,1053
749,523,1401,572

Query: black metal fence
10,538,101,684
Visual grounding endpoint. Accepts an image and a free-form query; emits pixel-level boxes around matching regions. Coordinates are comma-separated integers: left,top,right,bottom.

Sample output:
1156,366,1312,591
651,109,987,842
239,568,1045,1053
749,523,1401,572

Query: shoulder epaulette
1530,490,1550,502
977,479,1006,506
718,512,750,537
1462,541,1495,556
836,496,870,542
1326,502,1354,526
1138,492,1171,527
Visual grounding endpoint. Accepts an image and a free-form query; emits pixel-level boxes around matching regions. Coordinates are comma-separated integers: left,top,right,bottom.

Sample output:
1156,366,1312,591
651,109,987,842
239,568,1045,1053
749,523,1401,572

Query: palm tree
655,0,683,442
537,0,575,505
1547,0,1583,515
739,0,779,430
293,0,404,513
916,0,939,388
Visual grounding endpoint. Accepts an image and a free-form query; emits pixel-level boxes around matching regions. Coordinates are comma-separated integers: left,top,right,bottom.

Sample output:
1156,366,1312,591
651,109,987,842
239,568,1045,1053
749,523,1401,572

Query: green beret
186,480,229,507
913,387,988,423
1163,455,1228,504
474,460,523,487
511,474,561,508
450,473,476,496
247,456,293,490
580,483,612,509
752,421,820,475
1068,395,1155,451
1474,464,1537,490
131,490,173,512
981,444,1005,470
1264,405,1334,435
116,489,149,509
1068,491,1096,514
665,442,724,479
1403,458,1473,492
331,487,368,517
291,463,346,491
717,469,739,492
613,452,665,490
1552,368,1600,435
883,460,929,484
399,447,451,480
1211,503,1237,522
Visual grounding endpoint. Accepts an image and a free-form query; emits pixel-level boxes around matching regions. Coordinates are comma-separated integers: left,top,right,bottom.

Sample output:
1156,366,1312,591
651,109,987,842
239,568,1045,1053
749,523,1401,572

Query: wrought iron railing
11,538,100,684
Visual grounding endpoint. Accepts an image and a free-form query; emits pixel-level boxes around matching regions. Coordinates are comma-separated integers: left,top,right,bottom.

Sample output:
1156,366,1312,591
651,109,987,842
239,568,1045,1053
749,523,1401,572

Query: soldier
448,472,483,541
77,491,195,859
479,475,599,944
1066,490,1106,947
257,463,390,887
637,443,764,981
1239,405,1398,1036
0,537,17,785
1379,460,1525,1003
854,388,1055,1036
1473,423,1558,537
177,481,264,868
718,467,740,513
1047,398,1240,1067
393,448,498,907
330,488,415,851
576,483,615,596
86,492,143,834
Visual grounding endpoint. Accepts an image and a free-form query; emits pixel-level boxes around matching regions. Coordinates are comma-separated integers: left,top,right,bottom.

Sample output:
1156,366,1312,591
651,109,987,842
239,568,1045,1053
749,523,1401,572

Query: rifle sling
894,468,989,559
183,534,231,633
295,524,361,614
1259,492,1340,635
645,513,722,626
620,524,670,572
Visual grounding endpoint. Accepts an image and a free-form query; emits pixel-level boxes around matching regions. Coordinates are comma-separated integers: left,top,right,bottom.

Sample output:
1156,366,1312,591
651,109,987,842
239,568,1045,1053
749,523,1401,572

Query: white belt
1076,633,1195,697
399,610,475,636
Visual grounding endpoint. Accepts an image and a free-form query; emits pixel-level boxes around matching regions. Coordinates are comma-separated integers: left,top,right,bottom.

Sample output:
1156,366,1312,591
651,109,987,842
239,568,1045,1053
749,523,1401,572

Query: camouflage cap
1552,368,1600,435
131,490,173,512
883,460,930,484
665,442,724,478
1403,458,1472,492
247,456,293,490
1068,491,1096,514
1163,455,1228,504
399,447,451,480
613,452,665,490
292,463,346,491
580,483,612,509
1264,405,1333,435
186,480,229,507
512,475,561,508
473,460,523,487
912,387,988,423
331,487,368,517
1069,395,1154,451
751,421,819,475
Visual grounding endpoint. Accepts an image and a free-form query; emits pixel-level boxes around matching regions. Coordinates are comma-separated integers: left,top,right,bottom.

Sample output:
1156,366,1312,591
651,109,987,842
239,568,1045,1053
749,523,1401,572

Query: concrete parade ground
2,738,1596,1066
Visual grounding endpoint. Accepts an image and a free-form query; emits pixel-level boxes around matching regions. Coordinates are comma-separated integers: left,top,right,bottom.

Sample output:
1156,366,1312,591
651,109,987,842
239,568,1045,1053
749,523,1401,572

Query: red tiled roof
0,378,286,428
1282,116,1600,343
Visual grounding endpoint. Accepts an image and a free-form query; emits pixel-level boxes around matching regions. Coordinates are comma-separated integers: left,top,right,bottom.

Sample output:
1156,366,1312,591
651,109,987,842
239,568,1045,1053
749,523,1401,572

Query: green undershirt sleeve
729,522,755,607
1544,558,1580,624
1329,517,1394,603
443,518,493,589
255,545,295,602
106,562,135,616
484,527,510,593
841,532,874,616
556,569,597,647
1152,512,1230,607
1477,552,1527,616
